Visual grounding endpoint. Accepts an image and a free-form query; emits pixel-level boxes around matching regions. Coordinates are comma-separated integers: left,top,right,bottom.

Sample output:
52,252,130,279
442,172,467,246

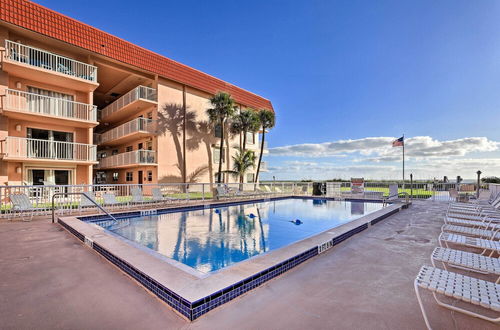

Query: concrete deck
0,201,497,329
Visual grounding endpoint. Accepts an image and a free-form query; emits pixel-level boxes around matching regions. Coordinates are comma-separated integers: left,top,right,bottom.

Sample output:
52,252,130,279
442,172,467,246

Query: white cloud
269,136,498,159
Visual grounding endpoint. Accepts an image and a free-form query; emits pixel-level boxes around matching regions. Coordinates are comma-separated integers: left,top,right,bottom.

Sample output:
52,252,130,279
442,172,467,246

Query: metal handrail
51,192,117,223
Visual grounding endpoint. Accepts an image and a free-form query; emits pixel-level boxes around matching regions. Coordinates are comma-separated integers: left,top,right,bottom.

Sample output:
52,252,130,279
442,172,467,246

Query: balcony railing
95,118,156,145
4,89,97,122
1,137,96,162
4,40,97,82
96,150,156,169
100,86,157,120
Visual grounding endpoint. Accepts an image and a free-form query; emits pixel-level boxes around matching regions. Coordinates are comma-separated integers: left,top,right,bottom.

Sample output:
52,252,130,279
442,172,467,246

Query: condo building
0,0,272,186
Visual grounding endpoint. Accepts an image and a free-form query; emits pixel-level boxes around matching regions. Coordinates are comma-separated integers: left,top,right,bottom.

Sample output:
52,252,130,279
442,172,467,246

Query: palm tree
207,92,236,184
231,108,260,151
228,149,256,186
255,109,275,183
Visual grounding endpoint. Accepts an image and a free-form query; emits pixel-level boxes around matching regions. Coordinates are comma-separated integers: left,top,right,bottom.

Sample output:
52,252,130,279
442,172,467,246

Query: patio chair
439,232,500,256
431,247,500,283
414,265,500,329
444,215,500,231
102,193,127,210
215,186,234,199
448,193,500,212
78,191,98,214
8,193,39,221
151,188,177,204
441,224,500,241
130,187,146,205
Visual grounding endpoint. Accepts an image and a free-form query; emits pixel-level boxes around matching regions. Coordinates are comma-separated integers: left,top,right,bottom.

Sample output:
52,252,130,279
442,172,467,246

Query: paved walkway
0,201,496,329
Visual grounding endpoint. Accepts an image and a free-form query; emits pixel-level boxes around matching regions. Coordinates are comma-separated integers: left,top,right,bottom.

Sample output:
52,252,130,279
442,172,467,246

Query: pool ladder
51,192,117,223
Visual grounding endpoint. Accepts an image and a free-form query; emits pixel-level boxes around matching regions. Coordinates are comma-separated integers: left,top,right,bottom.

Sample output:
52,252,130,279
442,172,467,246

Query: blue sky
38,0,500,180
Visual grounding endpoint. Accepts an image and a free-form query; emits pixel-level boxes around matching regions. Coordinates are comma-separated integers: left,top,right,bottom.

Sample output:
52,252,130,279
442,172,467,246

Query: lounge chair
441,224,500,240
130,187,146,205
8,193,39,221
78,191,98,214
216,186,234,199
414,265,500,328
152,188,177,204
431,247,500,283
102,193,127,210
439,232,500,256
444,215,500,231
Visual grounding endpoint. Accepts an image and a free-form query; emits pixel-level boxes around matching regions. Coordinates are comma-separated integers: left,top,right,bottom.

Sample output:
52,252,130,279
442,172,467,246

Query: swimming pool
94,198,384,273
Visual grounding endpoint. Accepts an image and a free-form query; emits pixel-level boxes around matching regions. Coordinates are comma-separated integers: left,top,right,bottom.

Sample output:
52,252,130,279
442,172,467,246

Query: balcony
1,137,97,164
95,118,156,146
96,150,157,169
2,89,98,127
2,40,98,92
100,86,157,123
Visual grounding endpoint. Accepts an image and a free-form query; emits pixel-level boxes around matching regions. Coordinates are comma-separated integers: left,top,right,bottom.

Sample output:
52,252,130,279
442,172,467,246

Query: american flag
392,136,404,147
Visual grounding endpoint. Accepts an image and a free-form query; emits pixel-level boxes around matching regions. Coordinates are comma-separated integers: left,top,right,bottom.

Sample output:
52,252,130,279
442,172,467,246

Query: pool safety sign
351,178,365,194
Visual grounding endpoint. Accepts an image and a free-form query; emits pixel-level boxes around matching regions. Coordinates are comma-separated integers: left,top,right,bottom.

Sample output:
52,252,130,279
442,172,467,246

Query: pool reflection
99,199,383,273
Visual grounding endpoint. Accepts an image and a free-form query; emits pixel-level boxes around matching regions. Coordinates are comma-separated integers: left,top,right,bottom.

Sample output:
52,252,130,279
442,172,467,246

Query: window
213,147,225,164
112,172,119,182
246,132,255,145
247,173,255,183
126,172,133,182
138,143,143,150
147,141,153,151
147,111,153,120
126,146,133,152
147,171,153,182
214,124,222,138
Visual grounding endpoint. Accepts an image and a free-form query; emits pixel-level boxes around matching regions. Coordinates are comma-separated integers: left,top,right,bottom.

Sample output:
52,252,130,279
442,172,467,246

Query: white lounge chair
439,232,500,256
414,265,500,328
431,247,500,283
8,193,39,221
78,191,98,214
152,188,177,204
130,187,146,205
216,185,234,199
442,224,500,241
444,216,500,231
103,193,127,210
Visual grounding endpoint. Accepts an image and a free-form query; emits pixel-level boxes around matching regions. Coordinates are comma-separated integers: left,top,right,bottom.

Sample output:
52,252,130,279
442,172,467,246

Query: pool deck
0,200,497,329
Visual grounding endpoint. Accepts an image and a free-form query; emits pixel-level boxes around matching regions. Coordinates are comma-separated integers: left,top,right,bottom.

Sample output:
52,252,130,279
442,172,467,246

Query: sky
37,0,500,180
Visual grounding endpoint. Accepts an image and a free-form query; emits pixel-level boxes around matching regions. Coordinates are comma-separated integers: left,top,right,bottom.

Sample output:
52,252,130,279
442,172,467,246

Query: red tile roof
0,0,273,111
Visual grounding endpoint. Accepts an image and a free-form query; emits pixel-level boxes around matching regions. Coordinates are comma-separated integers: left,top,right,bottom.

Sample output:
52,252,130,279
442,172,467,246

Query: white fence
5,89,97,122
1,137,97,162
95,118,156,144
5,40,97,82
100,86,157,120
96,150,156,169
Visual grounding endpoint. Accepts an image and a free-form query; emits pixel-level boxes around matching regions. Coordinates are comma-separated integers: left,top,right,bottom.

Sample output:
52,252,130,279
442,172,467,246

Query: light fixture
15,124,21,132
15,81,22,89
16,167,21,174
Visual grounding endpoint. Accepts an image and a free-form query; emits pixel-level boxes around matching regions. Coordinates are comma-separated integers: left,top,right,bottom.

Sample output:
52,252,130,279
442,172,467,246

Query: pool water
95,199,384,273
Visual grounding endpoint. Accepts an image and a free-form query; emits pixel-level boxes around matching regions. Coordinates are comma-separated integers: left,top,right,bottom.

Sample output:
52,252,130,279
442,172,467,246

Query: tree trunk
217,120,225,184
255,129,266,183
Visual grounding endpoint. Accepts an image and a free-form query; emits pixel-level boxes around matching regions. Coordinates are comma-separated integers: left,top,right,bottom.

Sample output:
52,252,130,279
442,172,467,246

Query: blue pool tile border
60,199,400,320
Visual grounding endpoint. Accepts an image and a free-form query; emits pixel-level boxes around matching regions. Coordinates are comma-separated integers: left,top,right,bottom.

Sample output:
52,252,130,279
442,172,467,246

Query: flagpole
402,134,405,190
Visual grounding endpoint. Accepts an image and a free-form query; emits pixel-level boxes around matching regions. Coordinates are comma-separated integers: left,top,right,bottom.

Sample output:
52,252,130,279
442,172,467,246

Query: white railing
1,137,96,162
4,89,97,122
96,150,156,169
0,182,314,218
95,118,156,144
4,40,97,82
100,86,157,120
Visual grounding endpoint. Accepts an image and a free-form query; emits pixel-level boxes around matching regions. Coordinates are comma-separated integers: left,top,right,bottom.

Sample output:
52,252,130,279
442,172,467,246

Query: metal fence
0,181,491,219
